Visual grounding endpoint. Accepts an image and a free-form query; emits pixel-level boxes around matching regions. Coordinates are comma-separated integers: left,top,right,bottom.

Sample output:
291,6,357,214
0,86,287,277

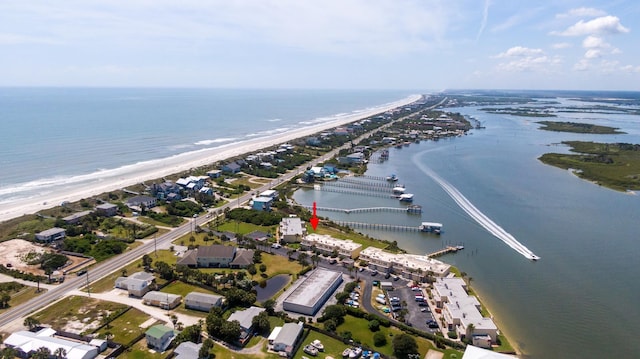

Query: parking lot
391,284,440,333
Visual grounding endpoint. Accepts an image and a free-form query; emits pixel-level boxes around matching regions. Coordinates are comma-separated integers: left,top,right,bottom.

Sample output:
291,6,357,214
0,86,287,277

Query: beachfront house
221,162,242,174
126,195,157,210
152,181,182,201
145,325,175,352
95,203,118,217
62,210,93,224
35,227,66,242
338,152,365,164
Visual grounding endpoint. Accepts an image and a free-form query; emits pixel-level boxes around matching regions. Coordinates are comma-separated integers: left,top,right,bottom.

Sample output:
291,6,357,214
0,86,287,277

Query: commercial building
359,247,450,281
184,292,224,312
4,328,98,359
283,268,343,315
301,234,362,259
279,216,306,243
432,277,498,348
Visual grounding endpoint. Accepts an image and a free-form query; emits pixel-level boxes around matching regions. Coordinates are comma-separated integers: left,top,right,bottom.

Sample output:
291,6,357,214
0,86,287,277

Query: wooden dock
301,205,422,214
332,220,422,232
426,246,464,258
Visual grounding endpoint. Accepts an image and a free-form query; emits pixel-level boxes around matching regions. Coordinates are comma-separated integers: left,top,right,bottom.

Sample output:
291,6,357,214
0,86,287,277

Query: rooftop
146,324,174,339
303,234,362,252
227,306,265,330
284,268,343,308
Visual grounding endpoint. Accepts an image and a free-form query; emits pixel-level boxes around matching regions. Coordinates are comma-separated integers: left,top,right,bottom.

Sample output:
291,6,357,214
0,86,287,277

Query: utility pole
86,271,90,298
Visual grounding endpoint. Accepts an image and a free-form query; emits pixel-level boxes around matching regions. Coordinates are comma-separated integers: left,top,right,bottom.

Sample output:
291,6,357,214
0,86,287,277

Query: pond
254,274,290,302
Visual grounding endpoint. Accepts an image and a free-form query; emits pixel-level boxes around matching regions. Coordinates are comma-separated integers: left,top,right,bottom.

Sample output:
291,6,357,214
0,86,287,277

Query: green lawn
215,221,276,236
257,252,303,278
119,340,171,359
312,225,388,250
94,308,155,345
88,250,173,293
292,330,348,359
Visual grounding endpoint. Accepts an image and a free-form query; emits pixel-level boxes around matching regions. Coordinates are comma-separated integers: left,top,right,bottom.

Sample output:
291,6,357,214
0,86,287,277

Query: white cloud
494,46,544,58
553,16,630,36
493,46,560,72
582,35,606,49
476,0,490,41
584,49,602,59
552,42,571,49
556,7,607,19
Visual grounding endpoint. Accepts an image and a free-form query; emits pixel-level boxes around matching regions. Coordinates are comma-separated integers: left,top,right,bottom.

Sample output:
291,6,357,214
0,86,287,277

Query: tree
311,253,320,268
392,333,419,359
199,338,214,359
32,347,51,359
252,311,271,335
0,293,10,308
368,319,380,332
24,316,40,330
175,324,202,345
219,320,241,343
142,254,153,270
373,331,387,347
262,299,276,315
259,264,267,274
0,347,17,359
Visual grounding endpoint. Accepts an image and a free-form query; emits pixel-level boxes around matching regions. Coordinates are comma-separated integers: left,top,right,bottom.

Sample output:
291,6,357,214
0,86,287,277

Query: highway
0,95,443,331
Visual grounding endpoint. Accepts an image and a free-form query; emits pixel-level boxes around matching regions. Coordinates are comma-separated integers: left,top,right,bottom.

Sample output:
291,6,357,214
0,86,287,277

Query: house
207,169,222,178
259,190,278,199
184,292,224,312
322,164,338,174
227,306,266,343
62,210,93,224
197,245,236,267
271,322,304,356
252,196,274,211
115,271,155,297
306,137,321,146
4,328,98,359
338,152,365,164
145,324,175,352
462,345,519,359
95,203,118,217
152,181,182,201
199,187,214,196
126,195,157,210
35,227,66,242
279,217,306,243
221,162,242,174
174,341,202,359
142,291,182,309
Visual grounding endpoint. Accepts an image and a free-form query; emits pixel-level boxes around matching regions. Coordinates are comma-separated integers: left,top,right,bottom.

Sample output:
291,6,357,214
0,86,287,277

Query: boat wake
412,152,540,261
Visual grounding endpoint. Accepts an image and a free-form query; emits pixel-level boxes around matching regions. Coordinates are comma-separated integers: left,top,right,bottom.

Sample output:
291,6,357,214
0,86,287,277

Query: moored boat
399,193,414,202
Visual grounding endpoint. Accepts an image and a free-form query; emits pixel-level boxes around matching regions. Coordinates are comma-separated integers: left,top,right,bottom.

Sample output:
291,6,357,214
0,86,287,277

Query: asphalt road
0,97,446,331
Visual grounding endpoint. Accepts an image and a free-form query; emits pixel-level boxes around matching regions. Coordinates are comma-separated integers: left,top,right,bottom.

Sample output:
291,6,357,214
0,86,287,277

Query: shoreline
0,94,421,223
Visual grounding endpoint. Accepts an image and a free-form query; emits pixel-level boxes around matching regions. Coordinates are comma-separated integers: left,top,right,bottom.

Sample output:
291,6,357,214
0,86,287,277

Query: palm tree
23,316,40,330
54,347,67,359
311,253,320,268
32,347,51,359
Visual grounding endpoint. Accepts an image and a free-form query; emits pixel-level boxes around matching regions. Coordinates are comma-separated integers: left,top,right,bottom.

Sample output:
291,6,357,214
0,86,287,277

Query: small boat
386,174,398,182
311,339,324,351
304,345,318,356
342,348,352,357
420,222,443,233
392,185,406,194
399,193,414,202
349,347,363,358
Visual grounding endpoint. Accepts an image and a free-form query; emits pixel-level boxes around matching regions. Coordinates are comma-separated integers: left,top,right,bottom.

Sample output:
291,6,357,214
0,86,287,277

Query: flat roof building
360,247,450,281
184,292,224,312
35,227,66,242
4,328,98,359
283,268,343,316
301,233,362,259
279,217,306,243
142,291,182,310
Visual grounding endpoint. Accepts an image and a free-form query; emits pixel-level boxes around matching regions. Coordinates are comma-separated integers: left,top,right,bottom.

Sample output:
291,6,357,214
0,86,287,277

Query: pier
332,220,422,232
301,205,422,214
321,181,395,192
426,246,464,258
311,185,399,199
338,177,395,188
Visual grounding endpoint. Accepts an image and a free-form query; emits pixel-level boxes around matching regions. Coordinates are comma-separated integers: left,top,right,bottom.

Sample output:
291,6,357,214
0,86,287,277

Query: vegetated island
539,141,640,192
537,121,626,134
479,107,556,117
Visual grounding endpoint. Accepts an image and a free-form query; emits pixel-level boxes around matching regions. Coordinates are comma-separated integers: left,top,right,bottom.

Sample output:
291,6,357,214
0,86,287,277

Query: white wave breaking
412,152,540,261
194,137,239,146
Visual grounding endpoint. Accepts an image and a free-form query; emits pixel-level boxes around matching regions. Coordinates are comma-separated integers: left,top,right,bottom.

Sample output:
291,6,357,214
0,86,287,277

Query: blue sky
1,1,639,90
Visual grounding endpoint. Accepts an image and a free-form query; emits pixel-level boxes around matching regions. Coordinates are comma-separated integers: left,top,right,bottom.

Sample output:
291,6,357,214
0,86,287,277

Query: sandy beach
0,95,420,223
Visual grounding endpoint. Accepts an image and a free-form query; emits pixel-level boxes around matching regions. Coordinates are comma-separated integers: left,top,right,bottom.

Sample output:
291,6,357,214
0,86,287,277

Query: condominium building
301,233,362,259
359,247,451,281
432,277,497,348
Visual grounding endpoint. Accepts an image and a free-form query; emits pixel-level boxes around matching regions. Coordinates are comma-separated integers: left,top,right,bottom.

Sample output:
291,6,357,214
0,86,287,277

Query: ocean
294,92,640,359
0,88,413,204
2,88,640,358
